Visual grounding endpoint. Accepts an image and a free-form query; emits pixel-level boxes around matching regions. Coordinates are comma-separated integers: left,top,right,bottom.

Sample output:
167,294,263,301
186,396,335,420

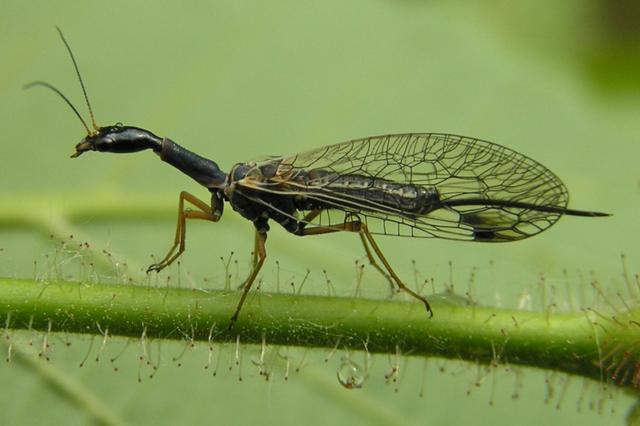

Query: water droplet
337,359,365,389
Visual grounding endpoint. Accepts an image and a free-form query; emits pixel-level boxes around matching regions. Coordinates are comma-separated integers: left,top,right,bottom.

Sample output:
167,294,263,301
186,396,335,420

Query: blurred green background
1,0,639,425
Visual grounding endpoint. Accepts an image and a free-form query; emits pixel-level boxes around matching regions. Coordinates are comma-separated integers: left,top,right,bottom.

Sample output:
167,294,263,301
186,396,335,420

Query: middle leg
228,230,267,329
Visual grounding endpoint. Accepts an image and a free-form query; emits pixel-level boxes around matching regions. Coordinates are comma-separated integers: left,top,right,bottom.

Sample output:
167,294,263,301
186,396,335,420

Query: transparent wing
237,133,570,242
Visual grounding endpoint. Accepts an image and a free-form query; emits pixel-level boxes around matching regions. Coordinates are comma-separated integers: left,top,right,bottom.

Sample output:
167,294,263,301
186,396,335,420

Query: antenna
55,26,99,132
24,81,91,134
24,27,100,136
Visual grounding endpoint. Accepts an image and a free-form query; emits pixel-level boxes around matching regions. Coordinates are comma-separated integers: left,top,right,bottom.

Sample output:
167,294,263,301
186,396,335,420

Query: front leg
147,191,220,273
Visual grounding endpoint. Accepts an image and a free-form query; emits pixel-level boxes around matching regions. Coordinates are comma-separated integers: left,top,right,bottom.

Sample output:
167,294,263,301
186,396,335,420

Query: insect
28,29,609,328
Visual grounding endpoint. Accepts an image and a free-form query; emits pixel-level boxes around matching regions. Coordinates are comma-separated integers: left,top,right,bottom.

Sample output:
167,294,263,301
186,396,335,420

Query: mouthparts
70,140,93,158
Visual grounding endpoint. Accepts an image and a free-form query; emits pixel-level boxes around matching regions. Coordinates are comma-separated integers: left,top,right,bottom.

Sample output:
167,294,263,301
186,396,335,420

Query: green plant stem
1,277,638,391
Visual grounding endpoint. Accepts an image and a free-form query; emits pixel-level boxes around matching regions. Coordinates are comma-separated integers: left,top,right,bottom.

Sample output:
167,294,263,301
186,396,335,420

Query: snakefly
27,29,609,328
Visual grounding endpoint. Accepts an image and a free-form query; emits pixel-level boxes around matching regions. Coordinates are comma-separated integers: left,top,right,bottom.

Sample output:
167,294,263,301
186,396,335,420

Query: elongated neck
159,138,227,189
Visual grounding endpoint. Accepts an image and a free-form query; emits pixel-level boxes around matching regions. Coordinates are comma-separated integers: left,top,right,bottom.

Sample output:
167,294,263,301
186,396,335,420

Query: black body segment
291,169,442,215
226,162,300,234
72,125,163,157
160,138,226,189
96,126,163,154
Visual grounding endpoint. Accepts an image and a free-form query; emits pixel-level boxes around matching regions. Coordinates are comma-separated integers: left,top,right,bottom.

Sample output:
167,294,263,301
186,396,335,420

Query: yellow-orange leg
228,230,267,329
147,191,220,273
301,216,432,317
301,212,395,293
358,223,432,316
